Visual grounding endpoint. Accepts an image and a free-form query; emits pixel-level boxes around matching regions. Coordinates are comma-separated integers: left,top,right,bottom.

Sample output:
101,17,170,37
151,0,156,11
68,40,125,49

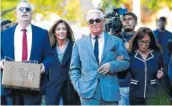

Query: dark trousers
59,79,81,105
12,89,42,105
129,96,157,105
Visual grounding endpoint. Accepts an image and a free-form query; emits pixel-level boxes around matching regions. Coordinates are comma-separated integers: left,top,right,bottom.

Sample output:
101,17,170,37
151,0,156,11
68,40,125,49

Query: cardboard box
2,61,41,91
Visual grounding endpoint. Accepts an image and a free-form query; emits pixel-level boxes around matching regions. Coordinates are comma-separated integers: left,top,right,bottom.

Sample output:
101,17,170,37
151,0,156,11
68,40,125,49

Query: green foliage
1,0,171,23
1,0,83,22
141,0,172,11
101,0,127,9
101,0,172,12
1,0,20,21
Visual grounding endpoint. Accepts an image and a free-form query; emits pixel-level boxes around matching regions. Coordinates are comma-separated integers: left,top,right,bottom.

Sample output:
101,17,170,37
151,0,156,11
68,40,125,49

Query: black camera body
105,8,127,34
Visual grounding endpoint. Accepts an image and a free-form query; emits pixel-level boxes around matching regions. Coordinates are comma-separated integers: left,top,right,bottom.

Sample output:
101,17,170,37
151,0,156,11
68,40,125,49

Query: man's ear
134,21,138,27
102,19,105,23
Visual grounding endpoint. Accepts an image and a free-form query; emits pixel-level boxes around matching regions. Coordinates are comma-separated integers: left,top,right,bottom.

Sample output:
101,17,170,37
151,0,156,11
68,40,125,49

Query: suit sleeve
69,42,81,91
168,56,172,81
1,31,4,60
42,31,54,73
109,39,130,73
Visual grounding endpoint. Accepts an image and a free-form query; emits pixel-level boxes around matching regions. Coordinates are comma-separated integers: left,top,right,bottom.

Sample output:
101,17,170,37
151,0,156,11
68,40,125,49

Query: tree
1,0,84,23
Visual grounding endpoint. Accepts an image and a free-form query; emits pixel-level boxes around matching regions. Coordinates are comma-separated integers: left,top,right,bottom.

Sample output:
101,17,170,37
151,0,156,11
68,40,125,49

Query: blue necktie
94,36,99,63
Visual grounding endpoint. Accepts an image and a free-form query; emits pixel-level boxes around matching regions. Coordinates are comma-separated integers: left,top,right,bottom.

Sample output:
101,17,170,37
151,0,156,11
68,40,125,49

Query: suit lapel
86,35,97,63
29,25,36,60
134,51,154,62
10,26,16,60
100,33,111,63
52,47,61,65
61,40,73,66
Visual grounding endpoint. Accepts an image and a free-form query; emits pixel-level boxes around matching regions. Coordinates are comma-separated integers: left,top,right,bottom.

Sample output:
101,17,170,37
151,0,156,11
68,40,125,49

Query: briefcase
2,61,41,91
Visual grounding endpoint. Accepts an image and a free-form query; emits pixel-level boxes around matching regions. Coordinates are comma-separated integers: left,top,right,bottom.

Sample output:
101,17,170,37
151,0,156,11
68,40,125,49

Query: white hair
16,0,32,11
86,9,104,22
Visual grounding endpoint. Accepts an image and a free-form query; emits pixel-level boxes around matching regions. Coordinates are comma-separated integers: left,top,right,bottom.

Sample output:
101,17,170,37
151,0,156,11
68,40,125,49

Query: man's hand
98,63,111,74
156,68,164,79
40,63,45,74
0,59,5,70
117,56,124,61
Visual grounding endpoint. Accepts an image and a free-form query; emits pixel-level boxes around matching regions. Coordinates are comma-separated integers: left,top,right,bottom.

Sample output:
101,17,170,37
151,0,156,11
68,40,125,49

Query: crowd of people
1,0,172,105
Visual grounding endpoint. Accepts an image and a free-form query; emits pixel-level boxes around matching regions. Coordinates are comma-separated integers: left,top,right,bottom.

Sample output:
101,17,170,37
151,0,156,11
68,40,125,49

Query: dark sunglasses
88,19,101,24
19,7,31,12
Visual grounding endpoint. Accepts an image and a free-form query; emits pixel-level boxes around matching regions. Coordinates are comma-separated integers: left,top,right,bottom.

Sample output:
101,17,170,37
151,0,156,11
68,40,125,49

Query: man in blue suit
169,55,172,82
69,9,130,105
168,41,172,83
0,1,54,105
153,17,172,70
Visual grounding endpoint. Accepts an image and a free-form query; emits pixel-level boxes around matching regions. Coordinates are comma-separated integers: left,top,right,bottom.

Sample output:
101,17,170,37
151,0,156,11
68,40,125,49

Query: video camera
104,8,127,34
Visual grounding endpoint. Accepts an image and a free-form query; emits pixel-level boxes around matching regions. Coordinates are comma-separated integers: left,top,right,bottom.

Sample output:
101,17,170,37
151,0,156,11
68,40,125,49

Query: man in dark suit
0,1,54,105
153,17,172,70
168,41,172,82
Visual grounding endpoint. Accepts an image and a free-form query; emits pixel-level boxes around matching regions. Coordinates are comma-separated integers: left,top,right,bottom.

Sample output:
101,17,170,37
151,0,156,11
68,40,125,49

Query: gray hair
16,0,32,11
86,9,104,22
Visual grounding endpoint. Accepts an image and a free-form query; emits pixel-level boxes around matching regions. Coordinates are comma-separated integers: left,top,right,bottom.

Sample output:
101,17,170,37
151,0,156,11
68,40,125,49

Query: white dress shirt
91,32,104,64
14,24,32,61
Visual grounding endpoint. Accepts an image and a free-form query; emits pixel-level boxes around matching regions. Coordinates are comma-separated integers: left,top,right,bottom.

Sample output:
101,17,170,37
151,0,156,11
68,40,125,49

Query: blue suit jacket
129,50,163,98
1,24,54,96
153,29,172,69
69,32,130,101
168,55,172,81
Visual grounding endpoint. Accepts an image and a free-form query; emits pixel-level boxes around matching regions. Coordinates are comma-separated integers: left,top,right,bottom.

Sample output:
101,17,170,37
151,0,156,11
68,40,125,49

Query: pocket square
110,46,116,52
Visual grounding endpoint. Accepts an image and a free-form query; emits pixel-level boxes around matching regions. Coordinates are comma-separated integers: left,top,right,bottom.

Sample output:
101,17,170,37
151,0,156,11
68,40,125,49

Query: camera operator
117,12,137,105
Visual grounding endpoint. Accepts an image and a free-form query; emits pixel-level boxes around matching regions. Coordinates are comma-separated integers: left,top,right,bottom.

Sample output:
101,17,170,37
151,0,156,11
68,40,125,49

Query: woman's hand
156,68,164,79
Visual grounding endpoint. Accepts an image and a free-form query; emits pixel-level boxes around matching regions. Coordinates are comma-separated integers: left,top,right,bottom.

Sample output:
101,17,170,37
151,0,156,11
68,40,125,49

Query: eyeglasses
19,7,31,12
88,19,101,24
138,40,151,45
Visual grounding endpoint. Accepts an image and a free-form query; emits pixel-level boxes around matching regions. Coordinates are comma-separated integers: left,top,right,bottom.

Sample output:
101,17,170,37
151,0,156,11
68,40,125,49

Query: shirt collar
16,24,32,33
91,32,104,39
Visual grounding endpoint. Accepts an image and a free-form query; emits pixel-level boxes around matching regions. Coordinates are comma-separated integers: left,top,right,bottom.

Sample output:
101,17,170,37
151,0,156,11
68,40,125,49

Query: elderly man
1,0,54,105
69,9,130,105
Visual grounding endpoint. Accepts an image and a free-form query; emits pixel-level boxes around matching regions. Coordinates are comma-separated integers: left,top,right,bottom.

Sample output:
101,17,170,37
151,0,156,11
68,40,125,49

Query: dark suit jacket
168,55,172,84
1,24,54,96
129,50,163,98
153,29,172,69
46,40,74,104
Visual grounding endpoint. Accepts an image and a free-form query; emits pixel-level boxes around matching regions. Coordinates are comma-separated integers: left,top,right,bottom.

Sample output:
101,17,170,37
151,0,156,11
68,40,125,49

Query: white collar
16,24,32,32
91,32,104,39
